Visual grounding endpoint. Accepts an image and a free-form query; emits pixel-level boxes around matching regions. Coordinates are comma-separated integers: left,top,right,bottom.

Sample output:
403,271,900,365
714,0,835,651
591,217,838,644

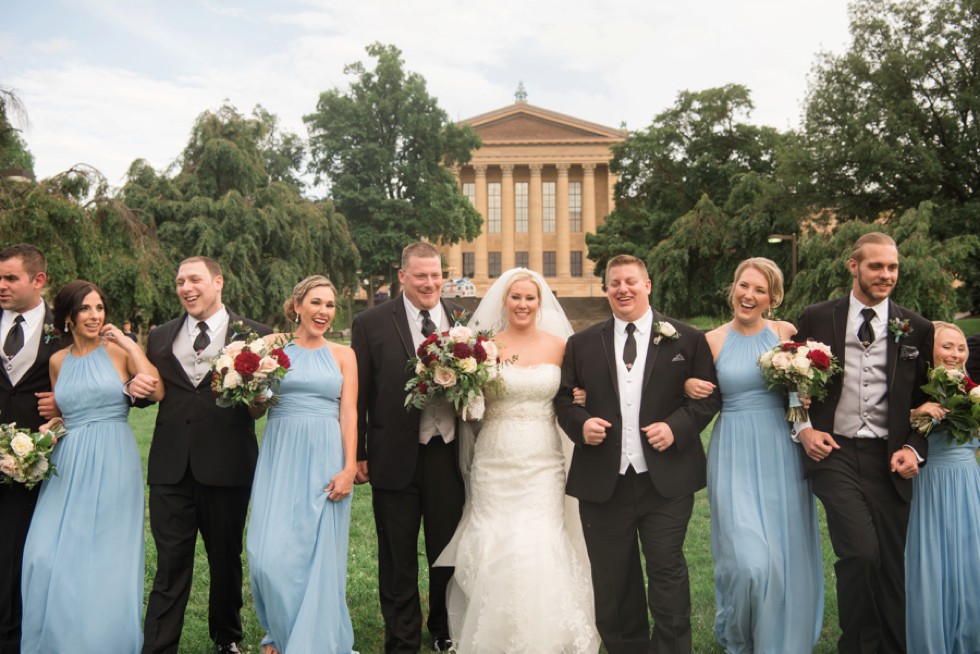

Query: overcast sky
3,0,854,190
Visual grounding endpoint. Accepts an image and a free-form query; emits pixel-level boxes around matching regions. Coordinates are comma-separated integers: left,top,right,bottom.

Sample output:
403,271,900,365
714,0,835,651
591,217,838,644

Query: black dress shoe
433,638,457,653
216,643,242,654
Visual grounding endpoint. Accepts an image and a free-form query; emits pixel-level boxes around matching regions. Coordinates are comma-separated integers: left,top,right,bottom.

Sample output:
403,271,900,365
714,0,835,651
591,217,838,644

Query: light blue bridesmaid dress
21,345,144,653
906,430,980,653
246,343,355,653
706,326,823,653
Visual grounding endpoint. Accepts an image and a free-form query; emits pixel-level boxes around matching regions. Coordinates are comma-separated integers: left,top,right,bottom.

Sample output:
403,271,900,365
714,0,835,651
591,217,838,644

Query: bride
436,268,599,653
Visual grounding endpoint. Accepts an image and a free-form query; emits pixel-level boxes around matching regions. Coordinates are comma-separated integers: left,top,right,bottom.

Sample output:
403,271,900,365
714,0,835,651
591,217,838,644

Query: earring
294,315,301,324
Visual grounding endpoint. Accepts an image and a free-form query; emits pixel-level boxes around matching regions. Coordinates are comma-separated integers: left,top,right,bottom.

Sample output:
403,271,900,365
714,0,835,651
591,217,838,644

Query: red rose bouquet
758,340,842,422
210,323,291,408
405,324,507,421
911,366,980,445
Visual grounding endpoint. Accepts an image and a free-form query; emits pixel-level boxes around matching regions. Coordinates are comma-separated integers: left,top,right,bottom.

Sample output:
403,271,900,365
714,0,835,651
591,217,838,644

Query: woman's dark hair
53,280,108,340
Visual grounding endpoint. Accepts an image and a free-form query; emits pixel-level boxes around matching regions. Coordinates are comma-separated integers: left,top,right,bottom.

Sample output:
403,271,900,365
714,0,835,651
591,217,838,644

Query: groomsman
0,244,60,654
967,332,980,381
352,241,465,653
794,232,932,654
555,254,720,654
139,256,270,654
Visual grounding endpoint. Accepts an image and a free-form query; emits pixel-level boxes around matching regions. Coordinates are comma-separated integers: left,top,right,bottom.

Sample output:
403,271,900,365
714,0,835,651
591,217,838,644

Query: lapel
162,316,195,389
225,310,246,344
886,301,901,392
391,295,415,359
600,318,620,400
831,297,849,372
641,310,665,392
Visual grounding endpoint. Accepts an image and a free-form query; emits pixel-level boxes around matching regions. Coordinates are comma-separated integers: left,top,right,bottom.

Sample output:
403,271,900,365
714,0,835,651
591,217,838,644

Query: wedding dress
436,363,600,653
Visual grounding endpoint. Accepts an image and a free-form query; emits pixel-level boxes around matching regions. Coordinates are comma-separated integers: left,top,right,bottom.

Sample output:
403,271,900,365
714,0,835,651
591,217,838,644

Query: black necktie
193,321,210,354
858,308,876,347
3,315,25,358
420,310,436,338
623,322,637,370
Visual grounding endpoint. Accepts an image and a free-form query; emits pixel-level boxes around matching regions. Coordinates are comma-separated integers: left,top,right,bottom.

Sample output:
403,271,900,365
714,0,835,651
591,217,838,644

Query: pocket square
671,353,685,362
899,345,919,360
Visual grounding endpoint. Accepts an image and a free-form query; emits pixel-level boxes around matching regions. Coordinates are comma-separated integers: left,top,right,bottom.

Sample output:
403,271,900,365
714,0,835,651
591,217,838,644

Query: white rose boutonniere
652,321,679,345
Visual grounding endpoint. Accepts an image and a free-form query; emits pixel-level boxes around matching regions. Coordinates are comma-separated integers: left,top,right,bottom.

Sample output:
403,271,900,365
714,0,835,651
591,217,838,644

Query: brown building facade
442,101,625,297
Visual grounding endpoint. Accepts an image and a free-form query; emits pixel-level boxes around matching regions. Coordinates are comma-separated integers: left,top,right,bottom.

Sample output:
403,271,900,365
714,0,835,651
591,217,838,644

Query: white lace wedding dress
436,364,600,653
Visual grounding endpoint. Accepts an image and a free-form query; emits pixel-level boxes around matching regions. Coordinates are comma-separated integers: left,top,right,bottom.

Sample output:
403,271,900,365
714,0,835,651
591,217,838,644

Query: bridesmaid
906,321,980,652
685,258,823,652
22,280,164,653
246,275,358,654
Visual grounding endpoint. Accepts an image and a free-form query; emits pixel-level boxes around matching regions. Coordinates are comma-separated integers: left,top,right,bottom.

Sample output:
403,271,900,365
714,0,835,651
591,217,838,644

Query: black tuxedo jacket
555,313,721,504
143,311,271,487
796,297,933,500
967,333,980,382
352,294,462,491
0,307,62,432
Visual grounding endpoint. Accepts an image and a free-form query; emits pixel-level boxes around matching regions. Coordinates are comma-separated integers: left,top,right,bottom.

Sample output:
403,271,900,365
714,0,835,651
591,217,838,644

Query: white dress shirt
614,308,653,474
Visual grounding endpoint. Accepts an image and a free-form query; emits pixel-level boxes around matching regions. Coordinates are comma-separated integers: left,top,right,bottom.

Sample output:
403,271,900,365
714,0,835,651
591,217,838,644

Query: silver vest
833,321,889,438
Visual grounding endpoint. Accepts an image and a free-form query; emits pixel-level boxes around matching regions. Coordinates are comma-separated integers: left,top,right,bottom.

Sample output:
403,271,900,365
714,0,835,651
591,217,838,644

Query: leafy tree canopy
305,43,482,290
0,86,35,175
789,0,980,308
121,104,359,326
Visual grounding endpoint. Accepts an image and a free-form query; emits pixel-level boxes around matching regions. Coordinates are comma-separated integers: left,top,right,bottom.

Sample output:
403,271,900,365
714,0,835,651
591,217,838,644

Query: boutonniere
43,324,59,345
228,320,248,341
450,309,470,327
653,321,679,345
888,318,912,343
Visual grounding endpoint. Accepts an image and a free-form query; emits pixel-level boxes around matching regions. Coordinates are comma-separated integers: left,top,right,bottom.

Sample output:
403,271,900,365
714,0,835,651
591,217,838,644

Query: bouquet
0,421,64,489
758,340,842,422
405,324,506,421
210,323,291,408
910,366,980,445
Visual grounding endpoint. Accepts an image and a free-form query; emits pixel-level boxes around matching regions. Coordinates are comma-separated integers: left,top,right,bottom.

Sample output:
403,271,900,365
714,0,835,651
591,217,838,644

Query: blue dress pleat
246,343,355,653
706,327,823,653
21,345,144,653
906,431,980,653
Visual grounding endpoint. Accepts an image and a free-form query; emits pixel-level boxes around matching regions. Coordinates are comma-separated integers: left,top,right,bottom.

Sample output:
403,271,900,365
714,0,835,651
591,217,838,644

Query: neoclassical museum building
440,99,626,297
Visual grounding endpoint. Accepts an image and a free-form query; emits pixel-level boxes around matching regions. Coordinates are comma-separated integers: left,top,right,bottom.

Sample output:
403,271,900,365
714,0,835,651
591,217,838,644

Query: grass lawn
130,407,847,653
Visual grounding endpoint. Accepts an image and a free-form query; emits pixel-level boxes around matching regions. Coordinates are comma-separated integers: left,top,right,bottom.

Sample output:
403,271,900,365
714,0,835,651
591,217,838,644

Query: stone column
582,163,598,278
474,164,488,281
556,163,570,277
500,164,515,271
528,164,543,273
607,169,618,217
448,168,464,277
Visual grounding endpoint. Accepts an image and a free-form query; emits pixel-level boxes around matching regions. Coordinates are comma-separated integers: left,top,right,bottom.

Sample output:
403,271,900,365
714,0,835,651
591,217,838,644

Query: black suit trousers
370,438,464,654
142,466,251,654
811,437,909,654
579,468,694,654
0,484,39,654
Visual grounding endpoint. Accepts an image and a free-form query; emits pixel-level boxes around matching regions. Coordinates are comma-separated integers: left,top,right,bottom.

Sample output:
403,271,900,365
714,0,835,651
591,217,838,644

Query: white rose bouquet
758,340,841,422
0,420,64,489
910,366,980,445
404,320,506,421
210,322,291,408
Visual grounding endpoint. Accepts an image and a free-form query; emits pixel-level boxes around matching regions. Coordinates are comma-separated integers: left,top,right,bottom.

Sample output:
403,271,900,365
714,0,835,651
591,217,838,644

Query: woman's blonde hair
932,320,964,339
727,257,785,315
284,275,337,323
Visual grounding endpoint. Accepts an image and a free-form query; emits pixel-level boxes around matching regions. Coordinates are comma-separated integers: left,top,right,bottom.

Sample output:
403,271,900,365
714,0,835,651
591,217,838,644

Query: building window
515,182,528,233
542,181,556,233
570,251,583,277
516,251,529,269
488,252,501,278
462,252,475,278
487,182,501,233
543,251,556,277
462,182,476,206
569,181,582,232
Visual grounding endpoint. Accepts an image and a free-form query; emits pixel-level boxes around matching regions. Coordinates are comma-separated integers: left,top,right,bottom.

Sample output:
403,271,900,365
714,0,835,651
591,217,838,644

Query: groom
555,254,720,654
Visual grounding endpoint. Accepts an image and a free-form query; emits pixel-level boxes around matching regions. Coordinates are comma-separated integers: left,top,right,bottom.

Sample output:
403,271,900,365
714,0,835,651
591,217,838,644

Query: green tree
589,85,796,316
121,104,359,326
0,85,35,174
782,203,977,321
790,0,980,308
305,43,482,299
0,165,173,325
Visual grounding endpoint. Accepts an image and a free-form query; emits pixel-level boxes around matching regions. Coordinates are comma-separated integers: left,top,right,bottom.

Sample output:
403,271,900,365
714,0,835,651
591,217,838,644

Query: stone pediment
462,102,625,144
